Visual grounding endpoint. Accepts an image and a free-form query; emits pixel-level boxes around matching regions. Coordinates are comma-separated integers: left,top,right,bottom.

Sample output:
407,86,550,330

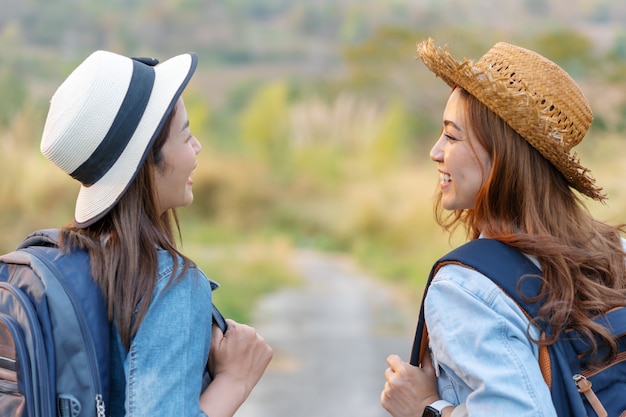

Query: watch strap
424,399,454,416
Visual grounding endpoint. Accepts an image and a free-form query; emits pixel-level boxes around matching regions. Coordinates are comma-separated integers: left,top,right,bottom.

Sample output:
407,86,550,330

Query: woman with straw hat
380,39,626,416
40,50,272,417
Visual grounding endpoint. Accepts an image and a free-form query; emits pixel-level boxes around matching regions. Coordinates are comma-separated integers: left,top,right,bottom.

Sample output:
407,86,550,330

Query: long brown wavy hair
61,107,194,349
436,87,626,362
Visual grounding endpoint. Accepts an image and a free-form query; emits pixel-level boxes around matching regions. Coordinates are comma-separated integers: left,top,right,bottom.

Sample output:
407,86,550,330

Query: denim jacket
425,258,557,417
109,248,218,417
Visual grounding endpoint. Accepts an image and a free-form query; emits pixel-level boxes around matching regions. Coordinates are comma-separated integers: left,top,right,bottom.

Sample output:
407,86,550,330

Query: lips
439,171,451,183
188,163,197,185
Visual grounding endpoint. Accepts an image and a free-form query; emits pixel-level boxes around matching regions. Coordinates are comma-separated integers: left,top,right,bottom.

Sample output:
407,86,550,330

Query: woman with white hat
380,40,626,416
41,50,272,417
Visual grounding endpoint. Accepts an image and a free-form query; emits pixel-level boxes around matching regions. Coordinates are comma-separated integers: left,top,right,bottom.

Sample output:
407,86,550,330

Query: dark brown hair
436,87,626,362
62,107,193,348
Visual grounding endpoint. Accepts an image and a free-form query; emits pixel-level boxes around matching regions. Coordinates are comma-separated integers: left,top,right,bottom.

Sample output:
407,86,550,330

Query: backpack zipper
96,394,106,417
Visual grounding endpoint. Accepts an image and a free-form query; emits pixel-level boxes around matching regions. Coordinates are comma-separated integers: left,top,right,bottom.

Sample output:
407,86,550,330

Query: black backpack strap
410,239,544,366
212,303,228,333
203,303,228,388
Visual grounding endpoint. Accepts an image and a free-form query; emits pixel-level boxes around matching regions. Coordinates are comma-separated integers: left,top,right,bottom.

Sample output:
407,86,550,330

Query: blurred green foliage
238,81,290,164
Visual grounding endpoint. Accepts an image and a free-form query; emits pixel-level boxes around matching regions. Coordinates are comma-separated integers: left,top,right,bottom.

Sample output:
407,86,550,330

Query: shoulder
152,249,219,307
429,237,541,307
427,261,533,331
426,260,541,343
426,262,542,361
155,248,219,289
137,252,216,332
431,263,504,307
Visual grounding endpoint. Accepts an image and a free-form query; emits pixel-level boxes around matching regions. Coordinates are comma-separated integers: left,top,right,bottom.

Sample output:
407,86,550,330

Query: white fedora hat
41,50,197,227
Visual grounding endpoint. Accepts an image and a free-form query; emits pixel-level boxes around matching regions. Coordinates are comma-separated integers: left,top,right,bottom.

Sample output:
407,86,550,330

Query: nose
192,136,202,154
430,135,444,163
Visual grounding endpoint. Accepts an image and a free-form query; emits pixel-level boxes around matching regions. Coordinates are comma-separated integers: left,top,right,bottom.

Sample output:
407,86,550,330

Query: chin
442,200,463,211
441,199,455,211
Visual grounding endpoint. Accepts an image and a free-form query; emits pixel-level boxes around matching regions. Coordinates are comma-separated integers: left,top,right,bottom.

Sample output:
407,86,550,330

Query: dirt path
236,250,417,417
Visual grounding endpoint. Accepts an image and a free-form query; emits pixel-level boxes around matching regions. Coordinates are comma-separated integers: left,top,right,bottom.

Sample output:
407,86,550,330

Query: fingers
212,319,272,363
222,320,263,346
209,319,272,393
419,349,436,378
224,319,254,336
386,354,404,370
420,348,431,367
381,352,440,416
211,321,225,342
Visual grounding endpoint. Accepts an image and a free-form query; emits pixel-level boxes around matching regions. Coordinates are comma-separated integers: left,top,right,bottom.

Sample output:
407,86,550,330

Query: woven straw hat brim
41,51,197,226
416,38,605,201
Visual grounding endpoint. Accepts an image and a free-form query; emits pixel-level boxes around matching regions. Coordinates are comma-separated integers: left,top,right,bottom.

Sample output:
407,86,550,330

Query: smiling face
429,88,492,211
154,98,201,214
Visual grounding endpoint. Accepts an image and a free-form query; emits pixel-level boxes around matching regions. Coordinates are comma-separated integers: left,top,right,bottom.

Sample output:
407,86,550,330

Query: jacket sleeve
123,266,214,417
425,264,557,417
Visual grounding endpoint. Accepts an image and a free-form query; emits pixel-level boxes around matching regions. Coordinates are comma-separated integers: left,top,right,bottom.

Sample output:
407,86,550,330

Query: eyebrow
180,119,190,132
443,120,462,132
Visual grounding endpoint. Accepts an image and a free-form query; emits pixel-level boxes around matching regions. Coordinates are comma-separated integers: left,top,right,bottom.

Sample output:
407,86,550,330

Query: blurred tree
238,81,290,163
293,2,342,39
342,25,422,93
590,114,608,133
610,31,626,61
366,101,411,171
338,5,368,44
617,103,626,133
531,29,594,77
524,0,549,16
183,91,212,143
0,71,28,127
590,1,612,23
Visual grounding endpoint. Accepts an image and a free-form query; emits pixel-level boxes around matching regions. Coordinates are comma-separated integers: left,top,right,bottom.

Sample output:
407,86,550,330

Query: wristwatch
422,400,454,417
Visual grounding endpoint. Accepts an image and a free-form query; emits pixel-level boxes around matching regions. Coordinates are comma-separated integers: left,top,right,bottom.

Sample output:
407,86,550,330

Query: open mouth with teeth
440,172,452,183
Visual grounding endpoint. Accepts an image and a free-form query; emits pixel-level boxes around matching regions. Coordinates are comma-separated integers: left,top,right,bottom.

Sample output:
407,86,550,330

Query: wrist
420,395,440,411
200,374,248,417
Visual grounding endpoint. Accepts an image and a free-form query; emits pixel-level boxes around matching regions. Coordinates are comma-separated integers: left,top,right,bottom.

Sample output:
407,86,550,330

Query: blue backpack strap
569,307,626,360
435,238,546,312
409,238,587,417
21,230,230,331
410,238,543,365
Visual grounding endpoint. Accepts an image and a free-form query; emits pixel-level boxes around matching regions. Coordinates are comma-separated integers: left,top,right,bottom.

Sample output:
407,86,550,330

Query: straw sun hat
41,50,198,227
417,38,605,201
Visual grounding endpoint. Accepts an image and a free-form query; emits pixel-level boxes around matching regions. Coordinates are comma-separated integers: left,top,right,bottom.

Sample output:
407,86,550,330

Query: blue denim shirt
109,248,218,417
425,259,557,417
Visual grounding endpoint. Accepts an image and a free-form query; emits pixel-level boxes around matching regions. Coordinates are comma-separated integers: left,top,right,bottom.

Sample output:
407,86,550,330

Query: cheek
453,151,490,193
466,154,491,198
477,151,492,185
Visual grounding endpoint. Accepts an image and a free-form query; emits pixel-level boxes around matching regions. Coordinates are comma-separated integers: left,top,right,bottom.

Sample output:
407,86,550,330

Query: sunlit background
2,0,626,322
